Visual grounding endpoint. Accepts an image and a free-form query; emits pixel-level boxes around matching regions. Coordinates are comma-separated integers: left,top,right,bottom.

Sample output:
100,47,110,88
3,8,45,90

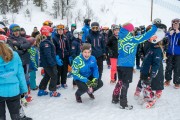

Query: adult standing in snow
0,35,31,120
106,25,120,83
164,18,180,89
52,24,70,89
112,23,158,110
82,19,91,43
72,43,103,103
86,22,106,81
38,26,61,97
31,27,40,38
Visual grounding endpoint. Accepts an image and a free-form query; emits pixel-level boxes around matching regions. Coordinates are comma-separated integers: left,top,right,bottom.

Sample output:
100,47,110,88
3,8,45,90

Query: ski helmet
112,25,120,31
149,28,165,44
152,18,161,24
56,24,65,30
43,20,53,27
73,29,83,38
9,24,20,33
71,24,76,28
40,26,53,37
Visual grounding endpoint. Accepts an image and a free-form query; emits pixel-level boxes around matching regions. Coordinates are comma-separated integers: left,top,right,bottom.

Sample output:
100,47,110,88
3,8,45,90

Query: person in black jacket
53,24,70,89
107,25,120,83
31,27,40,38
86,22,106,80
70,29,83,87
38,26,61,97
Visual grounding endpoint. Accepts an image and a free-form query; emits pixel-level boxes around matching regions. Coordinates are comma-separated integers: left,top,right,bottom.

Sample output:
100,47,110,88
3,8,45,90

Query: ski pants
57,57,68,85
39,65,58,91
110,58,117,81
75,77,103,97
0,95,20,120
96,56,104,80
165,54,180,84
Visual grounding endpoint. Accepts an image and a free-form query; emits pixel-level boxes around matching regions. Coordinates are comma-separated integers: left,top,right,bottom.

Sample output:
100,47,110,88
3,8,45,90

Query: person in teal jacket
72,43,103,103
112,23,158,110
0,34,28,120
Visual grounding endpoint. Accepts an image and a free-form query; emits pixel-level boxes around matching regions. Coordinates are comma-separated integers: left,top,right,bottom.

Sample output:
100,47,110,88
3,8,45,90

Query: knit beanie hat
123,23,134,32
82,43,91,52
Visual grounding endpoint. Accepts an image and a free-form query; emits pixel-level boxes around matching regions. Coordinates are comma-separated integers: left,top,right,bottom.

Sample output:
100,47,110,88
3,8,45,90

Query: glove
69,56,73,65
56,55,63,66
86,78,98,88
13,41,21,48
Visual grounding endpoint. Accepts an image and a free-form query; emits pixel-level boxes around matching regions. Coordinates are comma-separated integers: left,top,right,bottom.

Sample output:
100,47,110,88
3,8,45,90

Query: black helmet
84,19,91,25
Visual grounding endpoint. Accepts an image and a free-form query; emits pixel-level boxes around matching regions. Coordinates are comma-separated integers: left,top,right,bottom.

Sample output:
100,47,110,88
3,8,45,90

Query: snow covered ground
20,64,180,120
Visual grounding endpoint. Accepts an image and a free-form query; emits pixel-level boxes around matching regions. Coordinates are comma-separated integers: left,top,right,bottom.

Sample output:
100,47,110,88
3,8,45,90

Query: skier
70,29,83,87
52,24,70,89
134,26,166,108
0,34,32,120
38,26,61,97
72,43,103,103
112,22,158,110
86,22,106,80
106,25,120,83
164,18,180,89
31,27,40,38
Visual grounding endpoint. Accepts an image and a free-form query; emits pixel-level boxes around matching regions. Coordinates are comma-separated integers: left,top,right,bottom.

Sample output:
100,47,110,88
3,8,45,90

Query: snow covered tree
9,0,23,13
0,0,9,14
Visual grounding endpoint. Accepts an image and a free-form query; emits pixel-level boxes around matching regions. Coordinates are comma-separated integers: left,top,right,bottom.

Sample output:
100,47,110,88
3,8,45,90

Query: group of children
0,17,180,119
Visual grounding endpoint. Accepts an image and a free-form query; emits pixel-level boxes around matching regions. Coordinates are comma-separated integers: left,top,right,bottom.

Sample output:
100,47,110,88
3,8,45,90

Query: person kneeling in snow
72,43,103,103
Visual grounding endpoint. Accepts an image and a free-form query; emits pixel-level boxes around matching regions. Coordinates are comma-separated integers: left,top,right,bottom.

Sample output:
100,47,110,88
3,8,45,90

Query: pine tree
0,0,9,14
9,0,22,13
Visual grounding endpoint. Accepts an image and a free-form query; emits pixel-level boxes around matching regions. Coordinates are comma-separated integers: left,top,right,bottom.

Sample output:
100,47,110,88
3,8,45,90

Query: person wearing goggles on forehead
52,24,70,89
164,18,180,89
86,22,106,81
82,19,91,43
107,25,120,83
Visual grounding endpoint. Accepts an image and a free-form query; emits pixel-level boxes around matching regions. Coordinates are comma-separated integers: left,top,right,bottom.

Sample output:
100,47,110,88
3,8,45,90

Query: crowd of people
0,17,180,119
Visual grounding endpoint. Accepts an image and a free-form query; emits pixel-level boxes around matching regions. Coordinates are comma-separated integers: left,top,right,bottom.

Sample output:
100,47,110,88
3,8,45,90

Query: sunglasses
172,19,180,23
56,25,64,29
91,26,99,31
12,26,21,32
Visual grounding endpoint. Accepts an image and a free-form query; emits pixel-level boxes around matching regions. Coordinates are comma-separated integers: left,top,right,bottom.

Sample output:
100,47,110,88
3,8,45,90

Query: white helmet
149,28,165,44
73,29,83,38
152,18,161,24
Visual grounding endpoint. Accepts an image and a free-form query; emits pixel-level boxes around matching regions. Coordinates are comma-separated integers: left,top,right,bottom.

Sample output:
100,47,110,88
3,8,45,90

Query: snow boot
87,93,95,99
164,80,170,87
119,98,133,110
75,94,82,103
134,87,142,100
19,116,33,120
37,90,48,96
155,90,162,99
61,84,68,89
174,84,180,89
50,91,61,97
112,94,119,104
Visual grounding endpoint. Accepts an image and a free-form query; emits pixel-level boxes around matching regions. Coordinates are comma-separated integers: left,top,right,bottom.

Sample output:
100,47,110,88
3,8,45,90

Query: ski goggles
56,24,65,29
12,26,21,32
172,18,180,24
91,26,99,31
78,31,84,35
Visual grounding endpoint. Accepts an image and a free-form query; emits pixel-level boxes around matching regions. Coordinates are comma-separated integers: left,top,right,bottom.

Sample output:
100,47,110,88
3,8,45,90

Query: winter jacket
0,51,28,97
53,33,70,58
86,31,106,58
28,46,39,71
7,35,31,65
31,31,40,38
71,38,82,59
140,43,163,77
107,35,118,58
166,32,180,55
117,25,157,67
39,37,56,67
72,54,99,83
82,25,90,42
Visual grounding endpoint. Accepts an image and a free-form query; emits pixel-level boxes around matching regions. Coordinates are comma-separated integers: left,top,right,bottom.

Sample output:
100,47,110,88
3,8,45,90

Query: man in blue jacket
164,18,180,89
72,43,103,103
82,19,91,43
112,23,158,110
